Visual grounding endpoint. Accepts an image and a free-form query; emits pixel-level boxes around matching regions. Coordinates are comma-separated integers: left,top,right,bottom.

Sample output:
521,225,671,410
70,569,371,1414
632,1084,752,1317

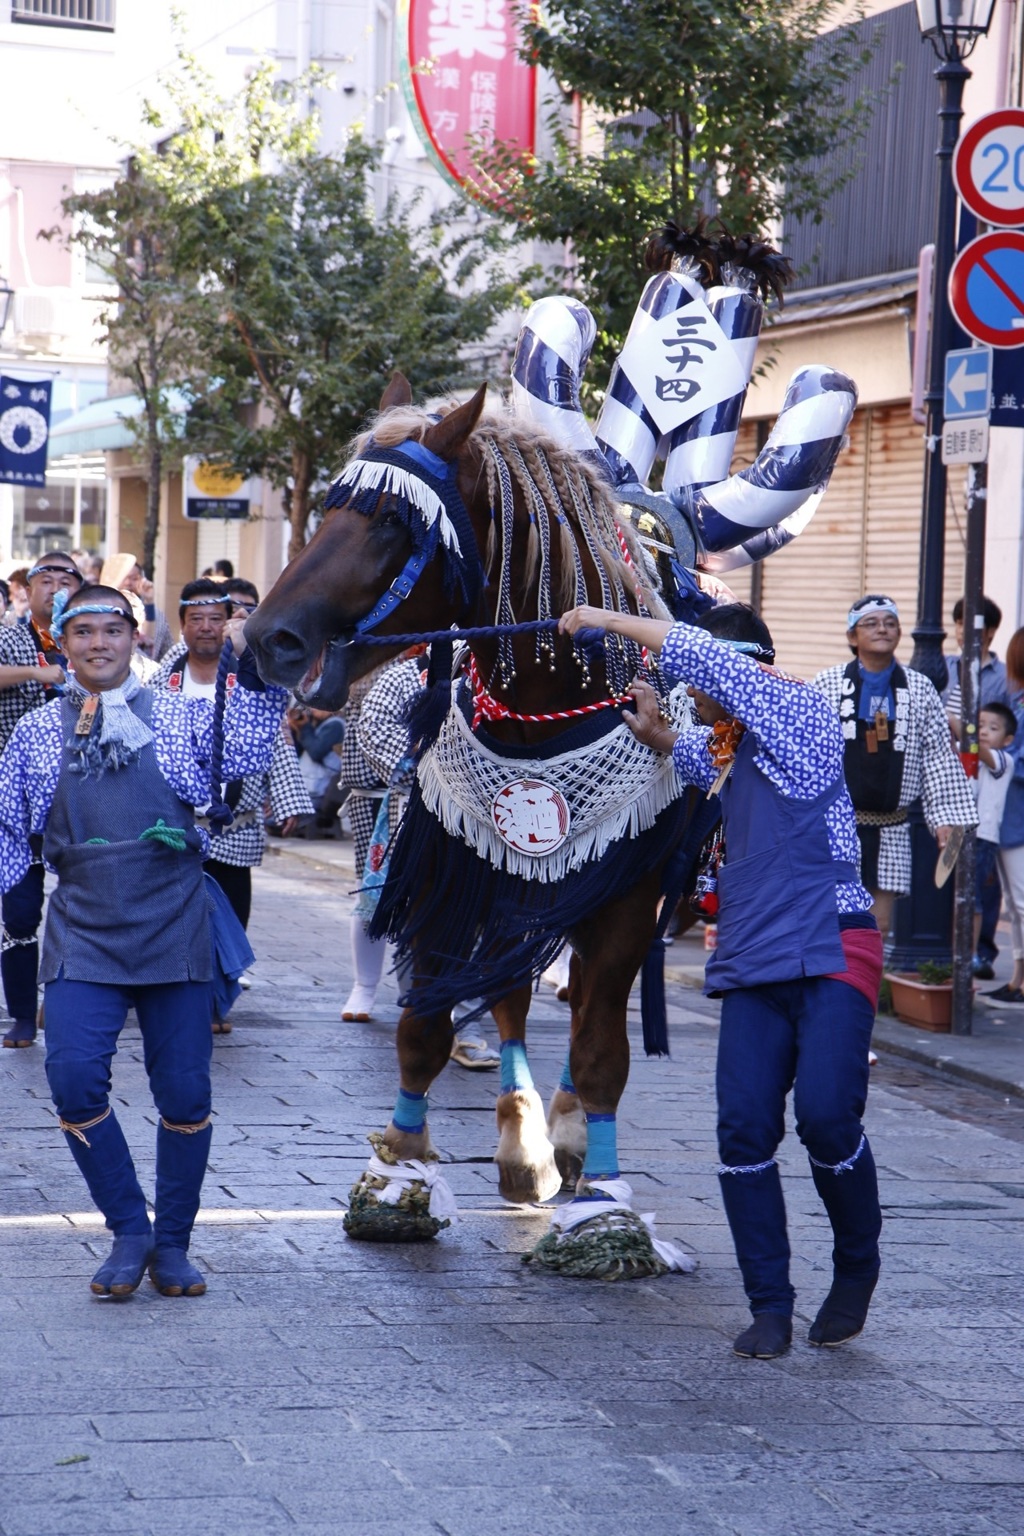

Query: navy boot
59,1108,153,1296
808,1138,882,1346
718,1163,795,1358
150,1120,212,1297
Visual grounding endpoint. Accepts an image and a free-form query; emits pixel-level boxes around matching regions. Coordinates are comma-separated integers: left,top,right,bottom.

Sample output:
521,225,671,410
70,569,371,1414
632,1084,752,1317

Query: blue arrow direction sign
944,346,992,421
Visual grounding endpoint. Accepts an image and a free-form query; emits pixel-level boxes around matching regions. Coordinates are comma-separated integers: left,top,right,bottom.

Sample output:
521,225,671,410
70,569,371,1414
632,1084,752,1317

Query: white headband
848,595,899,631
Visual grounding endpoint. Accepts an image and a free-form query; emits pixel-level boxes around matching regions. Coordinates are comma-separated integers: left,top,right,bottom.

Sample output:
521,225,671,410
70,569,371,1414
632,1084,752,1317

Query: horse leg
527,872,695,1277
382,1001,456,1159
492,982,561,1204
547,951,587,1190
344,995,456,1243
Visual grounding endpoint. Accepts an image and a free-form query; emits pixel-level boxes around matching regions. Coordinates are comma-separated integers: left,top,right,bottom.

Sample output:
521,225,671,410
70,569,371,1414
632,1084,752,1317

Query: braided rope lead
356,617,562,648
206,640,236,836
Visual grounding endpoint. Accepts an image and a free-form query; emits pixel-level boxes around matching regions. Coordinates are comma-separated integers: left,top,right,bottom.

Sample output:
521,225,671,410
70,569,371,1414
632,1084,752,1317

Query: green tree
47,171,198,576
53,46,526,566
135,51,525,557
177,132,523,557
484,0,879,387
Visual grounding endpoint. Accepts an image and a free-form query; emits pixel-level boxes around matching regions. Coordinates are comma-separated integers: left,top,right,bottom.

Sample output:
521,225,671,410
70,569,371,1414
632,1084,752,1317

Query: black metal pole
910,51,970,693
889,50,972,973
951,459,986,1035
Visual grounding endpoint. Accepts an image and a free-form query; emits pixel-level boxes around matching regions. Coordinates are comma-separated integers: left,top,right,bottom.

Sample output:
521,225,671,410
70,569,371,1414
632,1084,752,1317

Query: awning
47,389,189,458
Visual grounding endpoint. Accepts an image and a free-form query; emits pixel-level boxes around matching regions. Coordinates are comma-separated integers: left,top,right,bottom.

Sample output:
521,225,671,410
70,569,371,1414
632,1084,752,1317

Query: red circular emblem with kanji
492,779,571,856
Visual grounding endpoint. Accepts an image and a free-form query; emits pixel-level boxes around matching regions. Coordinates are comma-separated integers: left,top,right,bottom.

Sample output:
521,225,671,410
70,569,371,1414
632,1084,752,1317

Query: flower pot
883,971,952,1033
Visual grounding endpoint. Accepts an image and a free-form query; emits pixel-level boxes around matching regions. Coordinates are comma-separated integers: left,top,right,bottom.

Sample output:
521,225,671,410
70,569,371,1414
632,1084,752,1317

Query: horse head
246,375,489,710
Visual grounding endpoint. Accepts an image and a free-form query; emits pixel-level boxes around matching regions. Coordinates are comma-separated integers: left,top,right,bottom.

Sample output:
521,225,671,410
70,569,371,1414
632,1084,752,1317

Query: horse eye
376,498,404,529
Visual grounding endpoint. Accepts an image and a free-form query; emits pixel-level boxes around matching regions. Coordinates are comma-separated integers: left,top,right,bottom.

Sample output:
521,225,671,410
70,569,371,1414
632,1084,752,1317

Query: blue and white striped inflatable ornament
684,365,857,555
593,269,708,490
508,226,858,581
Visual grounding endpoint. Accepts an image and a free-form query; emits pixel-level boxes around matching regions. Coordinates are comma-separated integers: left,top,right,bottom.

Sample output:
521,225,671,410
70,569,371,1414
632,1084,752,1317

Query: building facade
722,0,1022,678
0,0,467,607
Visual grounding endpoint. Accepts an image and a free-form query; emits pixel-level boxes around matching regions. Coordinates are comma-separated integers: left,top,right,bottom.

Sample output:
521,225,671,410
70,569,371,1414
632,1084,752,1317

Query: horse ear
423,383,488,462
379,371,414,412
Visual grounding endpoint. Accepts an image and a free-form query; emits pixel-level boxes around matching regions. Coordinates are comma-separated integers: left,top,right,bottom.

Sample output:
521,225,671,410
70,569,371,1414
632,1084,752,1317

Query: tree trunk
141,329,163,577
143,411,162,579
288,446,312,561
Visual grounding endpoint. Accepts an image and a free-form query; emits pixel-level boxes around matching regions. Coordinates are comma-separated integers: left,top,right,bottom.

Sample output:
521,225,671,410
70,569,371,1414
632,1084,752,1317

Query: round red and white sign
492,779,571,856
954,109,1024,228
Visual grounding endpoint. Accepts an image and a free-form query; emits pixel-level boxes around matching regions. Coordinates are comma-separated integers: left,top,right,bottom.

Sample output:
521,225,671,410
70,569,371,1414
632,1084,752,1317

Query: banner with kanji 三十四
0,376,53,488
401,0,536,206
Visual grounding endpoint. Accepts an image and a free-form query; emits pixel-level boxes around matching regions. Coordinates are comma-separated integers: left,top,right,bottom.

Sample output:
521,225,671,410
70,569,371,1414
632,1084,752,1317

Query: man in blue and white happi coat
559,600,885,1363
0,583,288,1300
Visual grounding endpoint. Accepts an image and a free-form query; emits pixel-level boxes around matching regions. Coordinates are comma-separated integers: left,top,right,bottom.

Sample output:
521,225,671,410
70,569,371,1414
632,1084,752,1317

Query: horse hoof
547,1089,586,1192
343,1132,454,1243
495,1089,561,1204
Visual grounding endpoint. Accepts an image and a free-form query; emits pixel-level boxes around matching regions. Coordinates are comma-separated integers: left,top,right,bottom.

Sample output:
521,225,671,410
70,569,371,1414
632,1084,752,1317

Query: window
11,0,115,31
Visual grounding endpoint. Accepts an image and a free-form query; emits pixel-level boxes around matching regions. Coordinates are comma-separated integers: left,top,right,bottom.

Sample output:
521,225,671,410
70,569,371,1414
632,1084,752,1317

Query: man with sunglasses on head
0,552,83,1047
811,595,976,941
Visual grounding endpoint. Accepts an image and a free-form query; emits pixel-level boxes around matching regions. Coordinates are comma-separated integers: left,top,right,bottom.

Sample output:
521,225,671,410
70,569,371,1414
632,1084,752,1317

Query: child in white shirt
976,703,1016,992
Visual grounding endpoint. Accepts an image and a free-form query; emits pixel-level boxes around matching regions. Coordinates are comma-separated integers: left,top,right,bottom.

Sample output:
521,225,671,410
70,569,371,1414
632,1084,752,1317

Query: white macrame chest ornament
416,688,691,881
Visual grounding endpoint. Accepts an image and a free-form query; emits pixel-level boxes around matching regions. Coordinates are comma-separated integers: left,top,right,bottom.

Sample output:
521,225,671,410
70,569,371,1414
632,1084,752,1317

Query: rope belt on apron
854,809,907,827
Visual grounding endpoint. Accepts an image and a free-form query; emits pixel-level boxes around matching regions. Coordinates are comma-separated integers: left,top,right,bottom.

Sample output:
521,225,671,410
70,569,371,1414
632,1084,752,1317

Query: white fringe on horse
416,688,693,883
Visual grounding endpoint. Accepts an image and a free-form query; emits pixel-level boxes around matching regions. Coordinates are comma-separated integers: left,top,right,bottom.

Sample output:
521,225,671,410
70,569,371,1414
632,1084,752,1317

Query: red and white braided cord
469,657,631,732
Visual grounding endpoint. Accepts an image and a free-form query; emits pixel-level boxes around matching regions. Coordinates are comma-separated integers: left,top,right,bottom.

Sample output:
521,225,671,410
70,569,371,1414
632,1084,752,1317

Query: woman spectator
986,628,1024,1007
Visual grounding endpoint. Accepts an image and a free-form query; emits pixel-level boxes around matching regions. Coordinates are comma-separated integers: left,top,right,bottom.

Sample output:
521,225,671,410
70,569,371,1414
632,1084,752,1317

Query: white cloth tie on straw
364,1153,459,1223
550,1177,696,1273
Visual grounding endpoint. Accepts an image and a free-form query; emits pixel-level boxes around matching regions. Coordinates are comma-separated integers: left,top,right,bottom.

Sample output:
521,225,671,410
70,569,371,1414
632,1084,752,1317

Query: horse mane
352,400,670,623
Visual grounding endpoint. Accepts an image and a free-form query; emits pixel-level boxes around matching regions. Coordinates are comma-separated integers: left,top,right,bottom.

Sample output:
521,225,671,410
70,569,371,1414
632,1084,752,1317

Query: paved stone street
2,840,1023,1536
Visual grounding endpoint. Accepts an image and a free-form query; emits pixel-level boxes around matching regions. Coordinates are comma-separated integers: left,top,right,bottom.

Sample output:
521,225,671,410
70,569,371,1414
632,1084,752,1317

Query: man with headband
0,551,83,1048
558,599,884,1362
0,583,289,1299
812,595,975,939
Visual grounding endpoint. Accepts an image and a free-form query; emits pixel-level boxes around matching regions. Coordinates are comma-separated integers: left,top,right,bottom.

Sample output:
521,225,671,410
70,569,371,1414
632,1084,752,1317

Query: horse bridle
328,435,484,649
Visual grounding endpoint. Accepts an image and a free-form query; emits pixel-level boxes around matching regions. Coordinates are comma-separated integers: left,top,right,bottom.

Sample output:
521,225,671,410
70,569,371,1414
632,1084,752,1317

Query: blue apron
40,692,212,986
705,732,857,994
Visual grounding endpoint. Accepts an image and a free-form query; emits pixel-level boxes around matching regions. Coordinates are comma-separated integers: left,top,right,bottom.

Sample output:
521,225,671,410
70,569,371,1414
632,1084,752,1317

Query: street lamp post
911,0,996,687
889,1,996,972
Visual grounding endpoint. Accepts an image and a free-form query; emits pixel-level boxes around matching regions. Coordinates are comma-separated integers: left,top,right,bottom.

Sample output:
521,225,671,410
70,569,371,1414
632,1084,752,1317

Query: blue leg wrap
582,1112,620,1180
499,1039,533,1096
392,1087,427,1134
558,1050,575,1095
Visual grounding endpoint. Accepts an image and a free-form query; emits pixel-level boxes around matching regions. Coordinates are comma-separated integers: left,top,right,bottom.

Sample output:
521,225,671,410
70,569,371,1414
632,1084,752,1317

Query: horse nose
258,627,309,666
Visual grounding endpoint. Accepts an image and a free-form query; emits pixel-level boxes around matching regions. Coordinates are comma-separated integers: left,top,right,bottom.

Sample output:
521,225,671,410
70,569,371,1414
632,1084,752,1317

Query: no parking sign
949,231,1024,350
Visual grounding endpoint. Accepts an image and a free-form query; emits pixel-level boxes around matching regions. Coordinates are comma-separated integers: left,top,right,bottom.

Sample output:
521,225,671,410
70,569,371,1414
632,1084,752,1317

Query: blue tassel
402,638,454,756
640,945,669,1057
370,780,694,1024
637,791,722,1056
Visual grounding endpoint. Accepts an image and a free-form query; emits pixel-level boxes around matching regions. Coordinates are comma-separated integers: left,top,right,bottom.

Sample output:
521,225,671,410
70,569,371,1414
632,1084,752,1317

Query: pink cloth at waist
827,925,884,1008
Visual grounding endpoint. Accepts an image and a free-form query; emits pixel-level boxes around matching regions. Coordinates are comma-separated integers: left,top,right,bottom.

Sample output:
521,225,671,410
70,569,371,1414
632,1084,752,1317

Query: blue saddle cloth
204,873,255,1020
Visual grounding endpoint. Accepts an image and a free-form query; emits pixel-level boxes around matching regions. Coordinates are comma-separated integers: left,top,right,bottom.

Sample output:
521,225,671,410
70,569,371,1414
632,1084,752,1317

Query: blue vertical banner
0,377,53,487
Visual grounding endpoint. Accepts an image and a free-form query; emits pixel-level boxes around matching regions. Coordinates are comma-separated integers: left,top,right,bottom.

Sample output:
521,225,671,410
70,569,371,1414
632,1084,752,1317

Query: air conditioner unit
13,290,70,352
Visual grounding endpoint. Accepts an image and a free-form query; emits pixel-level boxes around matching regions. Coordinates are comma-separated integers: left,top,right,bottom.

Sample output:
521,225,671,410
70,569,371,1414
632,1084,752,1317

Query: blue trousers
1,862,44,1024
976,838,1001,963
716,976,882,1318
45,977,213,1247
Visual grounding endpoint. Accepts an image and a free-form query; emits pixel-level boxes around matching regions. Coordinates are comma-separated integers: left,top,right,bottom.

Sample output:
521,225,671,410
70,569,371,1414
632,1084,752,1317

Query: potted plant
883,962,953,1032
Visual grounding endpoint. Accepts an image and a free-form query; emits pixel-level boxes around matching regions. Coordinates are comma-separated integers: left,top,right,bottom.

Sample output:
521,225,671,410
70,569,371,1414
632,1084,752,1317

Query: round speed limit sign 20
954,109,1024,228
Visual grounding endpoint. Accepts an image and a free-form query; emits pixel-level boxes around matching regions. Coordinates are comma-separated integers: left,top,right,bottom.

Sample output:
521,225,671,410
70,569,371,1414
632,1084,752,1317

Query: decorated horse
246,224,857,1279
